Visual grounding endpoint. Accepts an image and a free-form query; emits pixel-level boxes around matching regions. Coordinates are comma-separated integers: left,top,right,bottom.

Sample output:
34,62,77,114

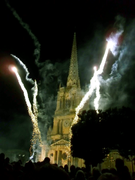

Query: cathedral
38,33,135,173
40,32,85,167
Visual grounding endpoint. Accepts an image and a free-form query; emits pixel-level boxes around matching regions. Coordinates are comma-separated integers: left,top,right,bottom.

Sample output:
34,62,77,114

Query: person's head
5,157,10,164
109,168,117,175
92,167,101,179
101,169,110,174
24,160,34,171
44,157,50,164
64,164,69,172
98,173,119,180
123,165,129,172
70,165,76,172
0,153,5,161
75,170,85,180
115,158,124,171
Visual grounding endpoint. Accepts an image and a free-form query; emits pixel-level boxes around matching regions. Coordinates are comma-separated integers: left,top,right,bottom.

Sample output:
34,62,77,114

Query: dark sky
0,0,135,152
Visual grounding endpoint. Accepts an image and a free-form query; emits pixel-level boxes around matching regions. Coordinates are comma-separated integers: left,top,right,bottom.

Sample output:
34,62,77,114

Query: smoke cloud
5,0,41,65
37,59,70,140
3,1,135,152
75,15,135,112
98,17,135,110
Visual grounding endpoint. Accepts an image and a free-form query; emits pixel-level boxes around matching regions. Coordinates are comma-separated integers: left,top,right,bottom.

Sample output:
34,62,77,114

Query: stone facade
38,33,135,173
40,32,85,167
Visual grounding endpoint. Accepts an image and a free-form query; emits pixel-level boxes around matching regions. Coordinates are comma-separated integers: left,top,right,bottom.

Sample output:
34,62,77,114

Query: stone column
71,156,73,166
57,150,59,165
59,150,62,166
55,150,58,164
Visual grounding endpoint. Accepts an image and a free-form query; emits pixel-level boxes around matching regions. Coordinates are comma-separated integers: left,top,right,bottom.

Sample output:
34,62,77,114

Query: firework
12,66,42,156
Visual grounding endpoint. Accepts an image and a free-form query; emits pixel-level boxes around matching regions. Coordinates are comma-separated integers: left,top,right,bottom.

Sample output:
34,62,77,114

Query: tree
106,107,135,159
71,110,110,170
71,107,135,170
102,106,135,173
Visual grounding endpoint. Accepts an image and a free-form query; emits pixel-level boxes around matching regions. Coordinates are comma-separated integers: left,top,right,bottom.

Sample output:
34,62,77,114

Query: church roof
66,32,80,89
51,139,69,146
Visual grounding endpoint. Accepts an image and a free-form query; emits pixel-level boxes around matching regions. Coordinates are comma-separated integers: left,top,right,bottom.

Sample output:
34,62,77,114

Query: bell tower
46,32,84,167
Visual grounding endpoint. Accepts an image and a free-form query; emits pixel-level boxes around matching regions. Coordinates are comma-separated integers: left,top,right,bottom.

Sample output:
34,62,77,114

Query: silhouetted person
75,169,86,180
110,168,117,176
36,161,70,180
0,153,5,166
70,165,76,180
123,165,131,180
98,172,119,180
132,172,135,180
4,157,10,165
89,167,101,180
24,160,36,180
39,157,50,168
101,168,110,174
59,165,64,169
115,158,124,172
64,164,69,174
92,167,101,180
115,158,131,180
44,157,50,163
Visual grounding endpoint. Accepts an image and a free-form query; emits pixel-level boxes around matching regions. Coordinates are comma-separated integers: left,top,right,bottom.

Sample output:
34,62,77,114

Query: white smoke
5,0,41,66
107,30,123,56
11,54,34,84
99,18,135,111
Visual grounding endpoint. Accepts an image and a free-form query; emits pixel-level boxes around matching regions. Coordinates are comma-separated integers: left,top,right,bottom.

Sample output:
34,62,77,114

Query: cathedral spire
67,32,80,89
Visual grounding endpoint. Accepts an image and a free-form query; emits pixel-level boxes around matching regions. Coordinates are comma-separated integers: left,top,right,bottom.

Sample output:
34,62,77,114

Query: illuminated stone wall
42,33,85,167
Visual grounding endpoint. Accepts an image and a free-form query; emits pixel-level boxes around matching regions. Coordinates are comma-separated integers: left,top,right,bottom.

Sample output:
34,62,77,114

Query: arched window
58,120,62,134
66,99,70,108
60,97,63,109
72,94,75,107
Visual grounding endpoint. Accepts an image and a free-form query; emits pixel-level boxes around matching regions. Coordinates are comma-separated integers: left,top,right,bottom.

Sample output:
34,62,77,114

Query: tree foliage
71,107,135,167
71,109,109,167
100,107,135,159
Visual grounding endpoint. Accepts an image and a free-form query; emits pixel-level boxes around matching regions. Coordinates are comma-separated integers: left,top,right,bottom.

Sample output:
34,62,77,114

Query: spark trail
93,42,110,112
71,42,110,127
33,80,38,117
94,30,123,111
69,62,100,154
69,31,123,152
5,1,43,159
6,0,42,158
93,67,100,112
12,66,42,155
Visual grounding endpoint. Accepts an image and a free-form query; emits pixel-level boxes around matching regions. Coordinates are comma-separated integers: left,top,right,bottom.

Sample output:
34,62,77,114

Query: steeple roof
66,32,80,89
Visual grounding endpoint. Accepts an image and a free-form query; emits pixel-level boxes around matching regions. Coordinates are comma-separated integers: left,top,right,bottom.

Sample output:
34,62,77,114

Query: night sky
0,0,135,152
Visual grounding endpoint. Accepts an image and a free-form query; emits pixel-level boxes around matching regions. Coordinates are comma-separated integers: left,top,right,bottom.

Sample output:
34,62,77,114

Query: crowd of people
0,152,134,180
